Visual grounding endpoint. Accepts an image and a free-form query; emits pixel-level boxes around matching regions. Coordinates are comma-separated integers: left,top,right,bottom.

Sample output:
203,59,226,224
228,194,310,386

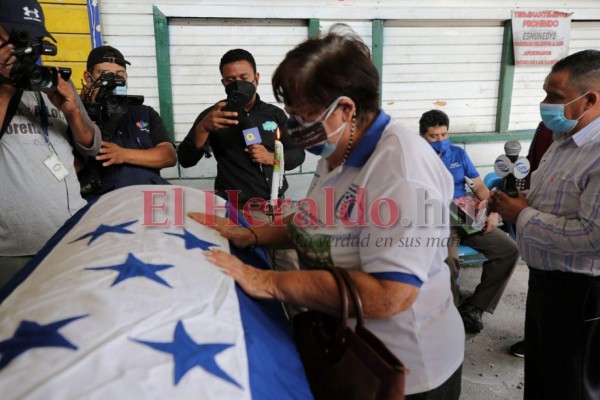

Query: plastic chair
458,244,486,267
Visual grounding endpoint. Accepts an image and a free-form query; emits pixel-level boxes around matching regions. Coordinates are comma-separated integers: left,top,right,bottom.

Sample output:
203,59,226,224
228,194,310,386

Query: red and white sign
512,9,573,66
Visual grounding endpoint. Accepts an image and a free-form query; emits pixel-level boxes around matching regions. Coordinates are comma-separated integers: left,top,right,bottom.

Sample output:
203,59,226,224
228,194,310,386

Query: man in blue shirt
419,110,519,333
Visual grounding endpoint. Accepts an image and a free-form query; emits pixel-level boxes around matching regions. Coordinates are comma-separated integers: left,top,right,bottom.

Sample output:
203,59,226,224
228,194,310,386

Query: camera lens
30,67,42,83
29,65,58,90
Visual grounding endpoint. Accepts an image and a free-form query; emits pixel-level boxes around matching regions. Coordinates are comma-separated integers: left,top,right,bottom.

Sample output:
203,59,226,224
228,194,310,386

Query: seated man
419,109,519,333
78,46,176,197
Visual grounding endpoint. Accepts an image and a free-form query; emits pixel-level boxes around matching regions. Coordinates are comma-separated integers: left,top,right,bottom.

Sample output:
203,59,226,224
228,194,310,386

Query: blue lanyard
36,92,51,147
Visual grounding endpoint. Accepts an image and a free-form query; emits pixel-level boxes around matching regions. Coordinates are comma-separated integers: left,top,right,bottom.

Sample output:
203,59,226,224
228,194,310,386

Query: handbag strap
334,267,365,329
325,267,350,339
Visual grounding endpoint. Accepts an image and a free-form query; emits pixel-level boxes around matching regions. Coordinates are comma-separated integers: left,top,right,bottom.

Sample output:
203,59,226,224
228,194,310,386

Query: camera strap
0,89,23,140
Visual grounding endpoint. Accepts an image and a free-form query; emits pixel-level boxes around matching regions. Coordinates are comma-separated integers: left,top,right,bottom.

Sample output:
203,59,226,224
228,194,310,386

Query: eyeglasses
290,96,347,127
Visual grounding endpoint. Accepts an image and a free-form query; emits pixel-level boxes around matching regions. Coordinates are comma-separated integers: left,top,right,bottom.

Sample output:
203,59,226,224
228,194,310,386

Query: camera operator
0,0,101,291
78,46,176,197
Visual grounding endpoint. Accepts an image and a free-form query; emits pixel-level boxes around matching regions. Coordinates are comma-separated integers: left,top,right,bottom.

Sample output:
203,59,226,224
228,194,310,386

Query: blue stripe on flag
232,244,313,399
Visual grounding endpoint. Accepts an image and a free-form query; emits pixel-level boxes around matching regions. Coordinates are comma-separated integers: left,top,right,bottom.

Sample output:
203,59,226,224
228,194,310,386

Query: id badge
43,153,70,182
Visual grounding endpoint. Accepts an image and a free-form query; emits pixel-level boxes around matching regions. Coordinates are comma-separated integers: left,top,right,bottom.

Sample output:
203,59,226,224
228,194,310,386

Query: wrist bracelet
247,227,258,246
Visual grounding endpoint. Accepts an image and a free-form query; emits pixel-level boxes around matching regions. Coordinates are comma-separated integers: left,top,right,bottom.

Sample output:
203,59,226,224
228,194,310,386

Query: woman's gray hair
272,23,379,118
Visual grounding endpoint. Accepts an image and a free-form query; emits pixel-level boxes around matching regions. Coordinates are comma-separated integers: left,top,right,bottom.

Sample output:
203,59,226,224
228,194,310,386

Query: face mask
319,121,347,158
286,96,348,158
224,79,256,101
429,138,451,154
305,143,325,156
539,92,589,134
113,84,127,96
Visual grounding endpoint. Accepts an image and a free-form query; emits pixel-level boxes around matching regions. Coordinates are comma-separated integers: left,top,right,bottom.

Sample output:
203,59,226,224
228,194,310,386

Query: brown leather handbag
293,267,406,400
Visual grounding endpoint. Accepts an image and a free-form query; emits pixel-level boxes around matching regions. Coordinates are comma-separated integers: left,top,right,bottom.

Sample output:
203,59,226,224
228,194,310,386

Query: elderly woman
203,26,464,399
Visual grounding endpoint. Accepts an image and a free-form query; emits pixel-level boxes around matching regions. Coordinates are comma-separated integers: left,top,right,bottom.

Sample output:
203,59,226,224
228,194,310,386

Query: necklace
342,114,356,164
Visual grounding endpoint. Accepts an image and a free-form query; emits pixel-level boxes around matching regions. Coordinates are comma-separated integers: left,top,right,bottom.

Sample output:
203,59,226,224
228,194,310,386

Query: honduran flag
0,186,312,400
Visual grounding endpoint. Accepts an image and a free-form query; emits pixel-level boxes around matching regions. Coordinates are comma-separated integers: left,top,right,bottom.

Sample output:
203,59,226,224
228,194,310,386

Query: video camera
79,72,143,196
4,29,71,91
82,71,143,128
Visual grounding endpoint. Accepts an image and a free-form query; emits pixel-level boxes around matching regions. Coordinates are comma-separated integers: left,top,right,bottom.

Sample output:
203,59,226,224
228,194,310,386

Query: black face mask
223,80,256,113
285,117,328,150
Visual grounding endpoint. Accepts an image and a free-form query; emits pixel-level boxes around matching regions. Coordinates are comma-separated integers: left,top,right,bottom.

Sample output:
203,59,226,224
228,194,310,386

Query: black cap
86,46,131,70
0,0,55,41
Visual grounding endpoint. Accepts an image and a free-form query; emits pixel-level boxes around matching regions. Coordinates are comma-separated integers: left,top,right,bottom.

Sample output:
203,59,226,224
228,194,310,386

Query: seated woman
200,25,464,399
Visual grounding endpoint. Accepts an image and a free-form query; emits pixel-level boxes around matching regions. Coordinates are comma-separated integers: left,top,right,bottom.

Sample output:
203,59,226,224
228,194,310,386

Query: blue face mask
318,121,346,158
539,92,589,134
429,138,451,154
113,84,128,96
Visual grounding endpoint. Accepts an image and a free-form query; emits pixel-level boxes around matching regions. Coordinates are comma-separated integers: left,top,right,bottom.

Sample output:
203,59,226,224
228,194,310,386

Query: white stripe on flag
0,186,252,399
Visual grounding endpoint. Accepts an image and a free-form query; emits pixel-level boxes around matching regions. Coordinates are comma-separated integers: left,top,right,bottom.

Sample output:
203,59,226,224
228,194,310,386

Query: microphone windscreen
504,140,521,157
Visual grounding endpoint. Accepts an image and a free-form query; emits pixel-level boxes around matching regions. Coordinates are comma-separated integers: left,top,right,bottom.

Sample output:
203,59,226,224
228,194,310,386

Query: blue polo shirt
439,144,479,198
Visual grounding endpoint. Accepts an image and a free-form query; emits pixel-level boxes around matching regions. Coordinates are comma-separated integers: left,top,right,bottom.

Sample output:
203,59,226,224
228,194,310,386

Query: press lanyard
36,92,52,149
35,92,71,182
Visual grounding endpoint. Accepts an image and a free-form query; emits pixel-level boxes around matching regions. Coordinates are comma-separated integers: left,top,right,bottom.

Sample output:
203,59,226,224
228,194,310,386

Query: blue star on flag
132,320,241,388
86,253,174,287
164,229,218,251
70,220,138,245
0,315,88,370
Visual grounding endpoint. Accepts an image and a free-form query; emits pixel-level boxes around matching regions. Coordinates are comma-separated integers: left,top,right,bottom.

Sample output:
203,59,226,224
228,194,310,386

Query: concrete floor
460,260,529,400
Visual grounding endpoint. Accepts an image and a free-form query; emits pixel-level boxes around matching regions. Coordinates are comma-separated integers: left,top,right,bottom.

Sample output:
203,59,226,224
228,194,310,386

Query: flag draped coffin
0,185,312,400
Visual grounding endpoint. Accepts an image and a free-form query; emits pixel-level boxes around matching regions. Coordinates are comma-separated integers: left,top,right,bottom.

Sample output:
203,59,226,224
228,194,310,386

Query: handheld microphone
493,140,530,197
243,127,262,146
243,127,264,173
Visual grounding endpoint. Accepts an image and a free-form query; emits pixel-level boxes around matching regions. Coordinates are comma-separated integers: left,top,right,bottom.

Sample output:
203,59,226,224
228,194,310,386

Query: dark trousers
525,268,600,400
446,227,519,312
406,365,461,400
